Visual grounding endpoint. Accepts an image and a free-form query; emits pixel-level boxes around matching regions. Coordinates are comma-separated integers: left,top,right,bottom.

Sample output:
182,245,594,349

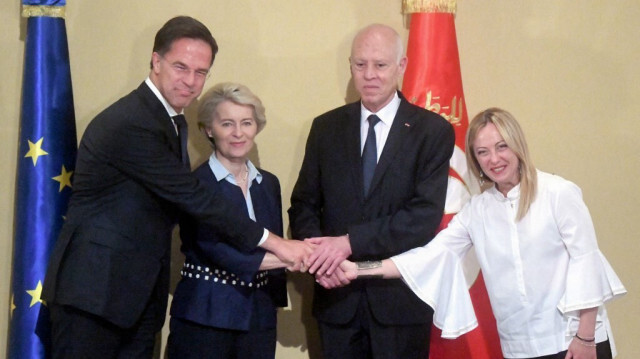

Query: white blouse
392,171,626,358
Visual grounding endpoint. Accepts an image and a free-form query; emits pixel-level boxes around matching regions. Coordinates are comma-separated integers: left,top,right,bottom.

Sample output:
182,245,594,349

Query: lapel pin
404,123,411,127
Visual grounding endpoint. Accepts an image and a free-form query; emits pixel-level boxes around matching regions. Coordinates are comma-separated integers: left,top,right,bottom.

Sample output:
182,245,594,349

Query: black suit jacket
42,82,264,329
288,93,455,325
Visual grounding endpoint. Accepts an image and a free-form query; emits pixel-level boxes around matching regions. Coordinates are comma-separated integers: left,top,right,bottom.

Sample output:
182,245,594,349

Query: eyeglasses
160,56,210,81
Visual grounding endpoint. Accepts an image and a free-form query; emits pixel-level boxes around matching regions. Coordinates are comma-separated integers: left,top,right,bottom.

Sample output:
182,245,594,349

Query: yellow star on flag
26,281,44,307
52,165,73,192
24,137,49,166
11,294,16,318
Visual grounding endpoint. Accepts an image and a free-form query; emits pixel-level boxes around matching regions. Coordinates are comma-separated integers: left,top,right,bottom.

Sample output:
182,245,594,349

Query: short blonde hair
465,108,537,221
197,82,266,147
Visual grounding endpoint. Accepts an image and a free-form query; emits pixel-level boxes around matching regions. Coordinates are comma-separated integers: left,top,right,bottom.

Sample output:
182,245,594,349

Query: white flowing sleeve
391,209,478,338
552,179,627,314
558,250,626,314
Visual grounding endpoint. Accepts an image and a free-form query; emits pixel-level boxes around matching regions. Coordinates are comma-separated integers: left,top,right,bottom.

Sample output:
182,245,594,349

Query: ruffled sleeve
391,207,478,338
557,250,626,314
549,176,627,314
392,243,478,338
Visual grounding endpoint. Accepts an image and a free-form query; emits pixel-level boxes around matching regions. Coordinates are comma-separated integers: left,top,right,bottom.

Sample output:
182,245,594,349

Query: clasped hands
264,233,358,288
302,235,358,289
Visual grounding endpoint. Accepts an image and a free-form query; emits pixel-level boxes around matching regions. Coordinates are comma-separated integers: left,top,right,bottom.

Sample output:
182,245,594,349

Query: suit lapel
368,97,417,195
250,182,268,228
344,103,365,202
138,82,182,159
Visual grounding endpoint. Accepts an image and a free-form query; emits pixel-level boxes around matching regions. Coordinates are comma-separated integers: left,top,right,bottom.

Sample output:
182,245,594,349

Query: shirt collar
360,91,401,127
208,152,262,185
487,182,521,201
145,77,181,117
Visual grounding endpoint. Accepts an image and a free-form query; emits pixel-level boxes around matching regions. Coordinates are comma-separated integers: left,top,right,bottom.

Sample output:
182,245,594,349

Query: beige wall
1,1,638,358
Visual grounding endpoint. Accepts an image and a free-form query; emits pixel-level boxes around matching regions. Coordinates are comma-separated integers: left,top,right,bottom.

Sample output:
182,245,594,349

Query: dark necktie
173,114,191,169
362,114,380,196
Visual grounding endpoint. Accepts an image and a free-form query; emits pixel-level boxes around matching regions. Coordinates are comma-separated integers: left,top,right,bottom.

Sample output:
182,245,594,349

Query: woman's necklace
235,164,249,185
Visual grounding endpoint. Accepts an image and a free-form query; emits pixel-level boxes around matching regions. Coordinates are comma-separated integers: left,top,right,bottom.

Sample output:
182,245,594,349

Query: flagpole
403,0,457,14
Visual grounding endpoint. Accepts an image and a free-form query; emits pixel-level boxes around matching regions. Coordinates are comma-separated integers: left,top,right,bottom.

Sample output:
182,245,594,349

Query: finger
308,255,327,274
325,257,343,276
323,275,339,289
307,249,330,274
324,279,336,289
319,253,344,276
314,258,333,277
316,276,332,289
306,246,324,267
334,269,350,286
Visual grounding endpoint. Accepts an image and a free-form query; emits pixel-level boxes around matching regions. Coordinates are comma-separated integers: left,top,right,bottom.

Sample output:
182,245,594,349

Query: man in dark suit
41,16,308,358
288,24,455,358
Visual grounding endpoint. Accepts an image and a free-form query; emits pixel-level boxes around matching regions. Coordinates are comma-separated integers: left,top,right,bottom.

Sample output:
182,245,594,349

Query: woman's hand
565,337,596,359
316,260,358,289
565,307,598,359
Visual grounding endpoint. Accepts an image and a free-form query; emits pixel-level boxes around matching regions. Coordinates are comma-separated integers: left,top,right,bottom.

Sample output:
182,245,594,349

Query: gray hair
197,82,266,147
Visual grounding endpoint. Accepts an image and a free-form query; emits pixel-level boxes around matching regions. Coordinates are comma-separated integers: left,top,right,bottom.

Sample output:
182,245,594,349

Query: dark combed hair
150,16,218,68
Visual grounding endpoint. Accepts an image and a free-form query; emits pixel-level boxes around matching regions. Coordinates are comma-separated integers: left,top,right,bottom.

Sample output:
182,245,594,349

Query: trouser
317,293,430,359
166,317,277,359
49,298,160,359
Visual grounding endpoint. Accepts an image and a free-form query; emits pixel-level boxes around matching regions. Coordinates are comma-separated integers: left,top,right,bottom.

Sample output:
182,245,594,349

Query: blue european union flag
9,1,77,358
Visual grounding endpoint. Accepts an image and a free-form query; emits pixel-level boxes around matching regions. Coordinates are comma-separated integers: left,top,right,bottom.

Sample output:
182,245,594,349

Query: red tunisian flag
401,1,502,358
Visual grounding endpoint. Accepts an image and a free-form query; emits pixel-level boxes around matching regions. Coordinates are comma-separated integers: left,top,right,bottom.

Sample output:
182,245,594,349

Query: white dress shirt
392,171,626,358
145,77,180,134
360,92,401,159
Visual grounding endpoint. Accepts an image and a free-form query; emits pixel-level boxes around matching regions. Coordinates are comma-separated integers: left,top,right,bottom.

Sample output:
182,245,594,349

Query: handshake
263,233,360,289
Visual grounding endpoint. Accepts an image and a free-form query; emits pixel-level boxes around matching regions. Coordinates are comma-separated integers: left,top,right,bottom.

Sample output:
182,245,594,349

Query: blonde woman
332,108,626,359
167,83,289,359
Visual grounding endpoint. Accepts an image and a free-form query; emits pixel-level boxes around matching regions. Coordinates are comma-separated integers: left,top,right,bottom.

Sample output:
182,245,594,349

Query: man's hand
315,261,358,289
305,235,351,276
260,232,314,272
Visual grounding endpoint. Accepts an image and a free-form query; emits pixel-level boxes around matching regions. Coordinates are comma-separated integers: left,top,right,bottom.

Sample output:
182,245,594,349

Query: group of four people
41,15,625,359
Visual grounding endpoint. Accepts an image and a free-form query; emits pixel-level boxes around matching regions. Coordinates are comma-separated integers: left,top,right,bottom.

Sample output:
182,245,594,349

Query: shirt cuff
257,228,269,246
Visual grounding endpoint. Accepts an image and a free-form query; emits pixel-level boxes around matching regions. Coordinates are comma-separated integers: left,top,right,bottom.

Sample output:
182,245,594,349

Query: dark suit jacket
42,82,264,329
170,162,287,331
288,93,454,325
